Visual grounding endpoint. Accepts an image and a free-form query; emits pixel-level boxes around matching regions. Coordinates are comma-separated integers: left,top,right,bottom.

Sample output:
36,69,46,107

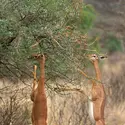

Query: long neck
93,60,101,82
38,57,45,93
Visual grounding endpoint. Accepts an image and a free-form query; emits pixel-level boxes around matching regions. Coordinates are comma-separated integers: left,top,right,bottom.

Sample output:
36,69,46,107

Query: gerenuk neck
38,56,45,93
93,60,101,83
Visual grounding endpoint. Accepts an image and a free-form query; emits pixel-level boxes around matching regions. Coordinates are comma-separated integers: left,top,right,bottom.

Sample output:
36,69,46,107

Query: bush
105,35,123,54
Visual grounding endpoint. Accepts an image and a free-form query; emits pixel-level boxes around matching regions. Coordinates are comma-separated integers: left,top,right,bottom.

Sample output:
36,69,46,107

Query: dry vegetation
102,52,125,125
0,52,125,125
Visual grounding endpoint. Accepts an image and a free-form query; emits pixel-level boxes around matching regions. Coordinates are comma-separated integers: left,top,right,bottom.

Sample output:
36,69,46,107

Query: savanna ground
0,52,125,125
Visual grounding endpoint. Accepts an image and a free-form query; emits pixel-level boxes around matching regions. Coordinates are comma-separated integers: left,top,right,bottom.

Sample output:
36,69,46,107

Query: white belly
88,96,95,123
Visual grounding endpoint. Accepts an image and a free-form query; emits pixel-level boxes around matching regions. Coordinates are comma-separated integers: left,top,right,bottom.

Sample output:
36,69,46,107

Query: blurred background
0,0,125,125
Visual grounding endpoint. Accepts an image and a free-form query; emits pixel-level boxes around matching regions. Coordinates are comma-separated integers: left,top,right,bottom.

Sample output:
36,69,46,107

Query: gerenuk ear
99,55,107,60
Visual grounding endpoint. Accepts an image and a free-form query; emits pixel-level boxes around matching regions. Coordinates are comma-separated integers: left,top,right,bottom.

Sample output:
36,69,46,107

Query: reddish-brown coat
91,55,106,125
79,54,106,125
31,55,47,125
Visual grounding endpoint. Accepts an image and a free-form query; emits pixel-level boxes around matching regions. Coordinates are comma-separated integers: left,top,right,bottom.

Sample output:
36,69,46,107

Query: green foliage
0,0,97,80
105,35,123,53
80,4,96,32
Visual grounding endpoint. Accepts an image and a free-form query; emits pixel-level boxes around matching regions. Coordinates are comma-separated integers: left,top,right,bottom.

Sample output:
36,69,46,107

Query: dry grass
105,103,125,125
0,52,125,125
0,79,93,125
102,52,125,125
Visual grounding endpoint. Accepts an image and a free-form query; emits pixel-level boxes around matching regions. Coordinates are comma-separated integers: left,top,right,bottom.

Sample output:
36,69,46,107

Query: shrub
105,35,123,54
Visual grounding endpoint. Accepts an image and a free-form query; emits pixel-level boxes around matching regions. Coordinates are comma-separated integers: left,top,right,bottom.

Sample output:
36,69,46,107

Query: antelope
31,54,47,125
79,54,107,125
